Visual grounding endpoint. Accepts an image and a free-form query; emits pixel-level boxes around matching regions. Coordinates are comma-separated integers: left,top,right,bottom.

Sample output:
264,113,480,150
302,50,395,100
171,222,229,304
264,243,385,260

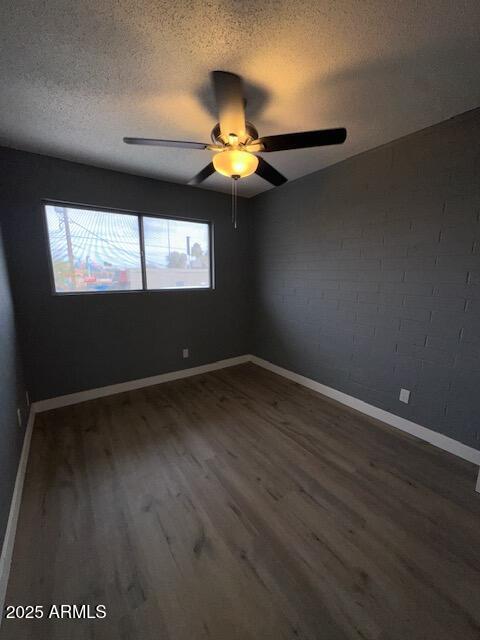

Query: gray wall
0,224,27,547
1,147,250,401
251,109,480,450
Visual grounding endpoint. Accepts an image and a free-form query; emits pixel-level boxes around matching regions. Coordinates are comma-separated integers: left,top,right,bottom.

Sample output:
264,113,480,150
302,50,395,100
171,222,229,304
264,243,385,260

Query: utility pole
56,206,75,288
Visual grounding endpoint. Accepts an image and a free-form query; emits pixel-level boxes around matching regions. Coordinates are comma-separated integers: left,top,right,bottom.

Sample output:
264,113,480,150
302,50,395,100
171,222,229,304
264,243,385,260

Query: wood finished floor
2,363,480,640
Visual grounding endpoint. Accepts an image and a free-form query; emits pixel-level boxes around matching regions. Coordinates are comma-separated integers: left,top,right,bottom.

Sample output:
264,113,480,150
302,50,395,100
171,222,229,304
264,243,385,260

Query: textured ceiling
1,1,480,197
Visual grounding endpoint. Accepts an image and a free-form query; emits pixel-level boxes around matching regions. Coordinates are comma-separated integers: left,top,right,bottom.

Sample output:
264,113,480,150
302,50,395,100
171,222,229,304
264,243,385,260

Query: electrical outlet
399,388,410,404
17,408,22,427
182,348,189,359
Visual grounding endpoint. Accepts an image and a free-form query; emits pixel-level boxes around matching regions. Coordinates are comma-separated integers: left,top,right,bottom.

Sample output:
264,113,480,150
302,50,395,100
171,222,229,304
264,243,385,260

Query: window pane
45,205,142,293
143,217,211,290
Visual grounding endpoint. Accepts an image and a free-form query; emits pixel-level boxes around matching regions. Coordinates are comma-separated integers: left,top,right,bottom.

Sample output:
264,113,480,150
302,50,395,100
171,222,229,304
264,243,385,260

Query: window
45,205,142,293
44,203,212,294
143,216,211,290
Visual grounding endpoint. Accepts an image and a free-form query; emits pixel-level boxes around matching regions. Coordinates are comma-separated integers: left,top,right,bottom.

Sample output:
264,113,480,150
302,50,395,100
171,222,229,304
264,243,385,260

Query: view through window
44,204,211,293
143,216,210,290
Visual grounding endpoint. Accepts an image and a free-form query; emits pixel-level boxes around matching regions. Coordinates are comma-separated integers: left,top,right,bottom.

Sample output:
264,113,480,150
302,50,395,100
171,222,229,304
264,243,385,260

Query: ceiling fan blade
256,128,347,152
255,157,287,187
188,162,216,185
123,137,208,150
211,71,246,140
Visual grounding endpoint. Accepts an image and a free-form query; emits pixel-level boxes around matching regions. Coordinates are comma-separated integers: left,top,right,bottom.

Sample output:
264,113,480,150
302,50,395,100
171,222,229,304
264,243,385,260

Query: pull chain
231,176,239,229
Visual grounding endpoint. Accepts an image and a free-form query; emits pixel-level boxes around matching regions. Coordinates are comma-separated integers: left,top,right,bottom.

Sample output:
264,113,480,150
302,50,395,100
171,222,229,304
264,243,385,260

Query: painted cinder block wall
250,108,480,449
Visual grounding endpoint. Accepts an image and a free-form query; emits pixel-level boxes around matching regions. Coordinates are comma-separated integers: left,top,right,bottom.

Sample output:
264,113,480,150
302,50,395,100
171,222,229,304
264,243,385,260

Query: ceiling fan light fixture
213,149,258,179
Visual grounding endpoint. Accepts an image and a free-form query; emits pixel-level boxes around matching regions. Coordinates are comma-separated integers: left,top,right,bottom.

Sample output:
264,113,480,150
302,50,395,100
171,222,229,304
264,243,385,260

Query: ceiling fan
123,71,347,189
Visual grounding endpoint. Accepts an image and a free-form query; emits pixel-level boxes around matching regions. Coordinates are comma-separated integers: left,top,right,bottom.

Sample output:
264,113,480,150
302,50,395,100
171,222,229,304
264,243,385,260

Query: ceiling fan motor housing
211,122,259,146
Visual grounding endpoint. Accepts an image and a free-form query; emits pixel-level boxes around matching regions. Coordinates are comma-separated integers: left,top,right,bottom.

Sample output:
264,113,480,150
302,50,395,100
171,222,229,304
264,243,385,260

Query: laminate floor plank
2,363,479,639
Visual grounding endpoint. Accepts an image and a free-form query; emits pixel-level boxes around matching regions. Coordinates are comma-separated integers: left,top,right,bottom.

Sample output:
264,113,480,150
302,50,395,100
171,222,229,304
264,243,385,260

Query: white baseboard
32,353,480,477
33,355,251,413
250,356,480,475
0,408,35,624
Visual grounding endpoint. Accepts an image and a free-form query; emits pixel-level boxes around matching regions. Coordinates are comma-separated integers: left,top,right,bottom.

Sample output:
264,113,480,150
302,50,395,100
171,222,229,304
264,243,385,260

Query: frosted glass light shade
213,149,258,179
